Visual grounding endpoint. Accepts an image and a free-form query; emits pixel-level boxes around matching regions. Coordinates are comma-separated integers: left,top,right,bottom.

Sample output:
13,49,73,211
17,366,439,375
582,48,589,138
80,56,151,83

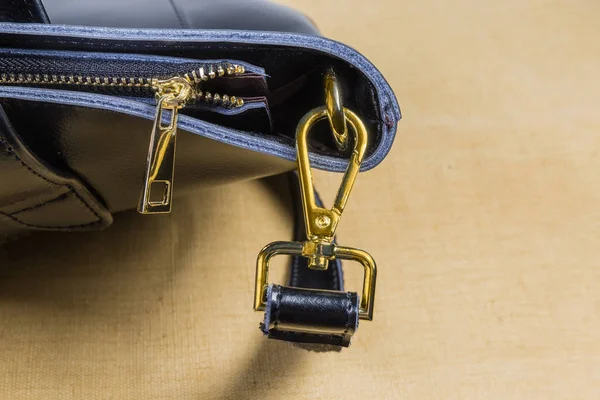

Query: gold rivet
315,215,331,228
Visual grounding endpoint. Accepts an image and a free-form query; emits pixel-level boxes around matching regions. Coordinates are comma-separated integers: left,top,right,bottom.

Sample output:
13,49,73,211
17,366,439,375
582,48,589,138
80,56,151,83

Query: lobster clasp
296,106,368,270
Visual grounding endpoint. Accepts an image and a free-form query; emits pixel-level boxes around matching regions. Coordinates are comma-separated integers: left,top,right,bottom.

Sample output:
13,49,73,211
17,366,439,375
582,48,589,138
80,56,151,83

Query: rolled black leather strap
261,285,359,348
259,173,359,349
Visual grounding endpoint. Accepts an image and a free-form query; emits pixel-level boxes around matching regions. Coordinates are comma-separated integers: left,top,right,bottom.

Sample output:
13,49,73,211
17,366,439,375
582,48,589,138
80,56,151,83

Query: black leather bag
0,0,400,348
0,0,399,238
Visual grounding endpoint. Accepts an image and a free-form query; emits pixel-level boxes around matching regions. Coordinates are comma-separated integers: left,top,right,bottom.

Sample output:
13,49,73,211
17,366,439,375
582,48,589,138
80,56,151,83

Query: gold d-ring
324,68,348,149
253,240,377,320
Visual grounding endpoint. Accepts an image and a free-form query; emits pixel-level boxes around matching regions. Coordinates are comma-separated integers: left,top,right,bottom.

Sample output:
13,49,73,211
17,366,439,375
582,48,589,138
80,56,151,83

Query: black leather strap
0,0,49,23
261,285,359,348
259,172,359,349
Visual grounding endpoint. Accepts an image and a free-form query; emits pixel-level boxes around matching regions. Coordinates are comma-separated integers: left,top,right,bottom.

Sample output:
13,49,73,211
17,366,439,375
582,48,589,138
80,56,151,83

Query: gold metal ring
324,68,348,149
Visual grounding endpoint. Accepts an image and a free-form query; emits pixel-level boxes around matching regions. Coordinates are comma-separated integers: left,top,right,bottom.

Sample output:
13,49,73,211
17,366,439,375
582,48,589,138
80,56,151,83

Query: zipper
0,63,246,108
138,63,247,214
0,62,248,214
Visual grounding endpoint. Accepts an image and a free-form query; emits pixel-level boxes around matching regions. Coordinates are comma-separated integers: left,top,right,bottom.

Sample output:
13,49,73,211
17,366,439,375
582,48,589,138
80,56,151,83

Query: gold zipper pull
137,76,194,214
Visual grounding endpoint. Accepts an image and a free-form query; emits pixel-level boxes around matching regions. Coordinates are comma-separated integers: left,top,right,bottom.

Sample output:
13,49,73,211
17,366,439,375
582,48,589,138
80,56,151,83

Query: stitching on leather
288,173,303,288
342,292,353,339
280,331,341,346
68,189,103,223
0,209,104,230
273,286,283,330
2,38,289,53
167,0,189,29
9,191,70,216
7,37,291,52
0,138,60,189
0,188,64,210
6,147,103,225
289,253,301,287
329,259,340,290
0,139,102,229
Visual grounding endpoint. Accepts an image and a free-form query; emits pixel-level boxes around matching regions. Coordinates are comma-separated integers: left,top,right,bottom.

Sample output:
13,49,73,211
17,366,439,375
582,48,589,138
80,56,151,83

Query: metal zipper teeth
0,62,246,108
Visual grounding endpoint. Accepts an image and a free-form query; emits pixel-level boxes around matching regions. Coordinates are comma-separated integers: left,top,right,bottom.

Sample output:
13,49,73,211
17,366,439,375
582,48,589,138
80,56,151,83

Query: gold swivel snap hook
253,68,377,321
296,106,367,270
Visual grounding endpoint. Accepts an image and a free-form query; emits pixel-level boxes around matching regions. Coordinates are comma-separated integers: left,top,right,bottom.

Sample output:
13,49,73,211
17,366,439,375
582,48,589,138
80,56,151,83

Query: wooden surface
2,0,600,398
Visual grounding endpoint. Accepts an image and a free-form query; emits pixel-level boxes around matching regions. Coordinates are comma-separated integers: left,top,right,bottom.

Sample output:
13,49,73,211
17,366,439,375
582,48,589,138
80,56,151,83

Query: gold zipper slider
137,76,194,214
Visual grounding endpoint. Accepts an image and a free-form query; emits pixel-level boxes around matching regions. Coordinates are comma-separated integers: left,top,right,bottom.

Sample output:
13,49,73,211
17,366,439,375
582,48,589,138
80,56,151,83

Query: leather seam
281,331,337,340
273,286,282,330
0,143,61,188
0,187,68,210
290,253,301,287
167,0,189,29
27,6,35,22
342,292,352,338
0,139,102,229
329,260,339,290
8,191,70,216
0,209,104,230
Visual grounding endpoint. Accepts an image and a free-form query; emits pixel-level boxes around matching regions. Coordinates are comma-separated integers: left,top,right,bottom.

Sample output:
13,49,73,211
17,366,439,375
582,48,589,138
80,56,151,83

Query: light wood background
2,0,600,398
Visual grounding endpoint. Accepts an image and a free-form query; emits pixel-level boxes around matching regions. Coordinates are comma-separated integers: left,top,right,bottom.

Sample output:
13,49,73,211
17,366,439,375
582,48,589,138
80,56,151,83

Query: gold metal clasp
253,105,377,320
296,106,367,269
138,77,194,214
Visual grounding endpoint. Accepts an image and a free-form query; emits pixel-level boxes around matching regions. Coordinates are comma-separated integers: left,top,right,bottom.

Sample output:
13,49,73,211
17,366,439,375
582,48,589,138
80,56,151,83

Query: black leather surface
0,0,49,23
43,0,319,35
0,0,385,235
0,100,295,214
0,0,322,235
261,285,359,348
0,0,113,239
0,105,112,240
